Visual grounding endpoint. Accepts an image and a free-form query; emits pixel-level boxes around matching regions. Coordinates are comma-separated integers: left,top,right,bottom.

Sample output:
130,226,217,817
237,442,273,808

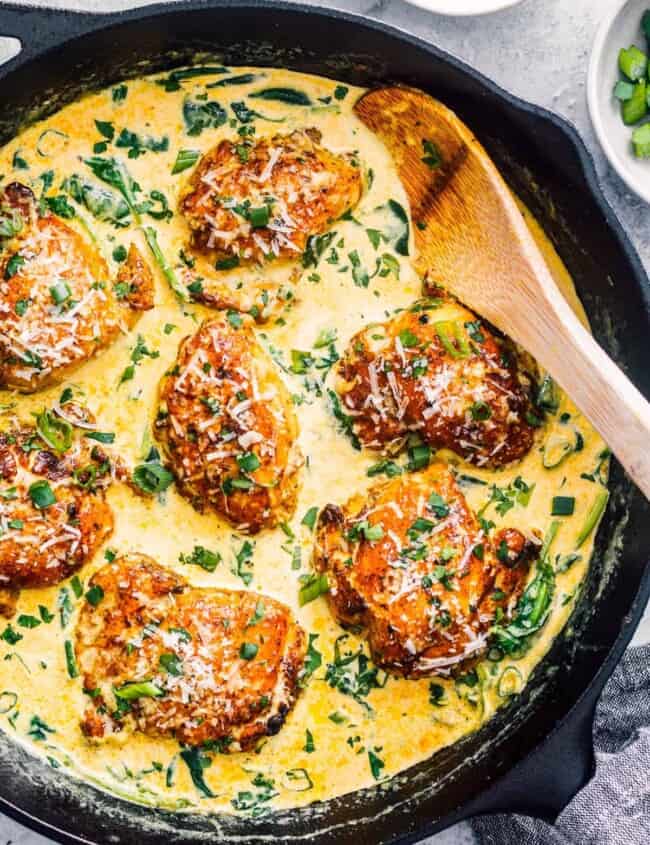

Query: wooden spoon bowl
355,86,650,499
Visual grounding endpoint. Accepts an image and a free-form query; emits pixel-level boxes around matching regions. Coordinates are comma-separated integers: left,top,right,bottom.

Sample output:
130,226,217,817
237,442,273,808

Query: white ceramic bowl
588,0,650,203
404,0,525,16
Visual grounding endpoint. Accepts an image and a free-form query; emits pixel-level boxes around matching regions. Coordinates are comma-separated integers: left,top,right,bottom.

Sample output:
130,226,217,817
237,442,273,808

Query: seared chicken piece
0,419,114,600
181,128,362,265
0,183,154,392
76,554,307,750
156,316,302,533
314,463,537,677
335,298,538,467
177,129,362,317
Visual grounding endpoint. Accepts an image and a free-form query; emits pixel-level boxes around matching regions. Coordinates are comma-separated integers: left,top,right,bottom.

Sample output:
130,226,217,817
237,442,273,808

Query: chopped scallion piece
84,431,115,444
50,281,71,304
248,205,270,228
85,585,104,607
64,640,79,678
632,122,650,158
619,45,648,82
622,79,647,125
28,480,56,509
301,507,319,531
171,148,200,174
299,573,329,606
575,489,609,548
36,409,72,453
613,80,635,101
114,681,164,700
239,642,259,660
551,496,575,517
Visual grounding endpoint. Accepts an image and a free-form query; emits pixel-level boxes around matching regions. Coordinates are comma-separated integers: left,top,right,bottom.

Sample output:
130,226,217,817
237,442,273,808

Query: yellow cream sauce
0,67,608,814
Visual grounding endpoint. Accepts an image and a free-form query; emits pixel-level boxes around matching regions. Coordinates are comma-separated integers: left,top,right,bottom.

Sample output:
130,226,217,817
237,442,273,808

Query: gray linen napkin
470,644,650,845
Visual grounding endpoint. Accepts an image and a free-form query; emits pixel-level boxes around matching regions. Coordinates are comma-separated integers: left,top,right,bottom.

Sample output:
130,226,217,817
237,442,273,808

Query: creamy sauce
0,67,608,814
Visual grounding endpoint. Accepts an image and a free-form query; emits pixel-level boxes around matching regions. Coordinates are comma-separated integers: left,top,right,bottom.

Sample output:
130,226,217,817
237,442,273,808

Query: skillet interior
0,3,649,843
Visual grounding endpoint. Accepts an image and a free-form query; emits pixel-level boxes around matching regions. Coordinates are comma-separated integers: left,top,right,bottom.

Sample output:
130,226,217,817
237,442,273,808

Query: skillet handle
0,2,101,61
465,690,598,822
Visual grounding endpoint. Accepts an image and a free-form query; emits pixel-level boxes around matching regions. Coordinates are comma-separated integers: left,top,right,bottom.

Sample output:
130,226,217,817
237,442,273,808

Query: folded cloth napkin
470,644,650,845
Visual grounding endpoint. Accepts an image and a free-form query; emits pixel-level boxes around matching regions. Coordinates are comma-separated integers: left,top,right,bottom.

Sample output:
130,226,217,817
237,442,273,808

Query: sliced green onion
248,205,270,228
0,692,18,714
556,552,582,573
536,375,559,414
239,642,259,660
575,489,609,548
84,431,115,444
542,433,574,469
28,480,56,510
282,767,313,792
299,573,329,606
36,409,72,453
619,45,648,82
171,149,200,174
64,640,79,679
85,585,104,607
5,253,25,280
622,79,647,125
551,496,575,517
434,320,469,359
540,519,560,562
114,681,164,700
613,80,635,101
497,666,523,698
632,122,650,158
142,226,187,303
179,747,215,798
50,281,71,305
301,506,319,531
407,442,431,471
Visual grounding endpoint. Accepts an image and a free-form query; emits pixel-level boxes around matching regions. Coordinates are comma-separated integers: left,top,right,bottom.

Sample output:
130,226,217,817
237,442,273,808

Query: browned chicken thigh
0,182,154,392
335,299,538,468
177,129,362,317
314,462,538,677
0,420,114,601
156,316,303,532
180,128,362,265
76,554,307,751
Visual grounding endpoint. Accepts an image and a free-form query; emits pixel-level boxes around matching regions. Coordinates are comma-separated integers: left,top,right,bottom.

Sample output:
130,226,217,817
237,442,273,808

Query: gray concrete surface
0,1,647,844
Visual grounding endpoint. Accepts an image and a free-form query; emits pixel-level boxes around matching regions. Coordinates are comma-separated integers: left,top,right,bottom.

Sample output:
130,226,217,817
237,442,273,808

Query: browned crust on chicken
180,129,362,267
335,298,538,468
155,316,303,533
75,554,307,751
0,425,114,591
0,183,151,392
314,463,537,678
116,244,155,312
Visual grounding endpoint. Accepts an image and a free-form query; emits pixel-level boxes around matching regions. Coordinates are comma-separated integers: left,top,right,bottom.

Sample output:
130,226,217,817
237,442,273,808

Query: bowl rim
403,0,525,15
587,0,650,203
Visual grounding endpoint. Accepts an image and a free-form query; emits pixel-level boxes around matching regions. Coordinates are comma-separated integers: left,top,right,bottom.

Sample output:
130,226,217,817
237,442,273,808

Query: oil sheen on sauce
0,67,608,814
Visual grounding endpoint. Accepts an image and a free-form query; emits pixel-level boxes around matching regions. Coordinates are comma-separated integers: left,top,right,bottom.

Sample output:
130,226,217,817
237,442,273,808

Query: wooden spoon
355,85,650,499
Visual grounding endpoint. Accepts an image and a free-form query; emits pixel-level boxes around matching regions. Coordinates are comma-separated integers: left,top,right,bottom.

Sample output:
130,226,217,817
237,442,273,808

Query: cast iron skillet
0,2,649,843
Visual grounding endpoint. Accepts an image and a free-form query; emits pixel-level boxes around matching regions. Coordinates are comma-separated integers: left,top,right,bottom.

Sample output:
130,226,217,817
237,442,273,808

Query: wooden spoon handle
506,274,650,499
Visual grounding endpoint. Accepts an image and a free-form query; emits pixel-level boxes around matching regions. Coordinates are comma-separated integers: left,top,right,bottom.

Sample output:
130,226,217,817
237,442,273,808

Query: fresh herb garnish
250,87,311,106
179,545,221,572
179,746,215,798
324,635,386,713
